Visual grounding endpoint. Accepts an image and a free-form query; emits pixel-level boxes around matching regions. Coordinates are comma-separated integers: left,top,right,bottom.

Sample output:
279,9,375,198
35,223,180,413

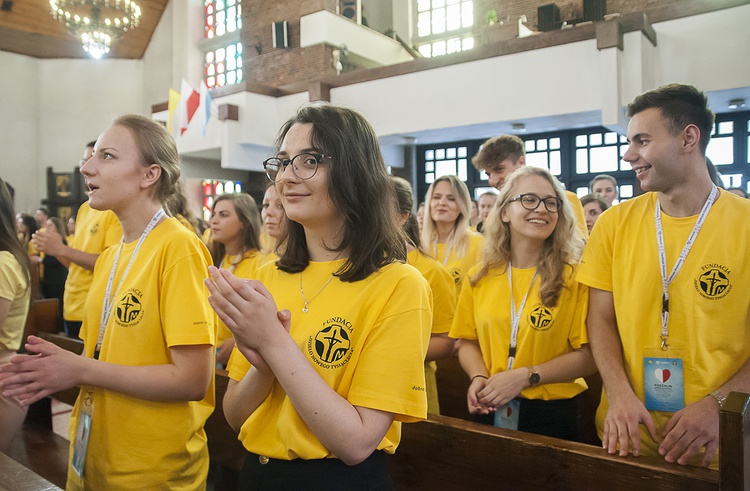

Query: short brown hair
627,83,714,154
472,135,525,172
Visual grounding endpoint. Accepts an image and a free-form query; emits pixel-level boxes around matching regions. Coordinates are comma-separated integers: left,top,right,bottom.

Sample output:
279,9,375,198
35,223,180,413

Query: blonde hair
421,175,473,259
473,166,584,307
113,114,180,207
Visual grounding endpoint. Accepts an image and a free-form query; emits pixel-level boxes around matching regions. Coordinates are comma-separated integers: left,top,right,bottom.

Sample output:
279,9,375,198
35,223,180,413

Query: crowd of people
0,83,748,488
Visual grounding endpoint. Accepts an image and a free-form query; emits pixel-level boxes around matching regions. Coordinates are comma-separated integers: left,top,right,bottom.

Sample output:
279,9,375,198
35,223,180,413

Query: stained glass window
205,0,242,39
205,42,243,89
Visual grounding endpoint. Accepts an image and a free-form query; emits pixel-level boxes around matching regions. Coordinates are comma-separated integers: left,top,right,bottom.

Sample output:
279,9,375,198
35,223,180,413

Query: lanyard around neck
433,241,453,267
654,185,717,350
507,262,538,371
96,209,165,357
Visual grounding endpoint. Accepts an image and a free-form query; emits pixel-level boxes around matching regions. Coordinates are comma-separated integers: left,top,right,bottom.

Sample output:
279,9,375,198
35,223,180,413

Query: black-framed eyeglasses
263,153,329,182
509,193,563,213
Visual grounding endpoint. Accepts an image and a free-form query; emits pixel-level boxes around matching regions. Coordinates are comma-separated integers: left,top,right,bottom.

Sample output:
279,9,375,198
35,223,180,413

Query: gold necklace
299,273,335,313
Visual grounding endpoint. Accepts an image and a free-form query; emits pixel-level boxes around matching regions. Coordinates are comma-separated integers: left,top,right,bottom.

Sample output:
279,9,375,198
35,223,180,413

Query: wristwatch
527,366,541,387
709,389,728,408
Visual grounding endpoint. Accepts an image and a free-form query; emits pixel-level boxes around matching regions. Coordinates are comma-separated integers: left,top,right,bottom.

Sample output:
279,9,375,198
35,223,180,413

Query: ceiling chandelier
49,0,142,59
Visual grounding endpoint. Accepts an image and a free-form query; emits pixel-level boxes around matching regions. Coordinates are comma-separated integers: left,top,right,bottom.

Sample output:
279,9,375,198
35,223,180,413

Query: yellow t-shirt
216,250,265,345
578,190,750,464
66,218,215,491
63,202,122,323
227,259,432,460
407,249,456,333
0,252,30,350
431,231,484,295
450,264,589,400
565,189,589,240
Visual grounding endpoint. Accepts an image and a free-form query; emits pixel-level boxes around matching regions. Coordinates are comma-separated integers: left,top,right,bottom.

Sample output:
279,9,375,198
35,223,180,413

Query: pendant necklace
299,273,335,313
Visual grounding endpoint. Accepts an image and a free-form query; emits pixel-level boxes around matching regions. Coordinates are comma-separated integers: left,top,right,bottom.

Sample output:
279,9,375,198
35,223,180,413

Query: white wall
0,52,39,214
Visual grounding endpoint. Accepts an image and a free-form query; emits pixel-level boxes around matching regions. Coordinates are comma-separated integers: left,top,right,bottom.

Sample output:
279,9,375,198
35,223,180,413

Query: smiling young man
577,83,750,468
472,134,588,239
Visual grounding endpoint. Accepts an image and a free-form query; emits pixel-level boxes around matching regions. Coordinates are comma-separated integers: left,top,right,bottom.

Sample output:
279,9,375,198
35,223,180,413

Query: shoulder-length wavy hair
420,174,472,259
473,166,584,307
274,104,405,282
0,179,29,289
210,193,262,266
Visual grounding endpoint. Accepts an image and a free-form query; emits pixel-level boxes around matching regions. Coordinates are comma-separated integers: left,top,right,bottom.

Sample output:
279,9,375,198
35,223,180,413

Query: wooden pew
388,396,749,491
0,451,62,491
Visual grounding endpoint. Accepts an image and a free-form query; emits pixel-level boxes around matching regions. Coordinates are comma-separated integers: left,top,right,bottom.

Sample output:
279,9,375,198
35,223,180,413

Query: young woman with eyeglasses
206,104,431,488
421,175,484,295
449,166,596,441
0,115,215,489
210,193,265,366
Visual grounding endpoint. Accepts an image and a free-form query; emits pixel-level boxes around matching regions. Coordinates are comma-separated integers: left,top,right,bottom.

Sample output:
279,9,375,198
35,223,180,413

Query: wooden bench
388,395,749,490
0,451,62,491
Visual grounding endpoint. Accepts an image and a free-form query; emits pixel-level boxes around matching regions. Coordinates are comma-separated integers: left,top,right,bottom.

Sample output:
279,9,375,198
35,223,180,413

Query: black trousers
238,450,394,491
474,396,579,441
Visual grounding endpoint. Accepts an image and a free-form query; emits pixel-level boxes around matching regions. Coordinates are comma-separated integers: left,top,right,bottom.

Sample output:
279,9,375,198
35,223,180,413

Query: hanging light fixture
49,0,142,59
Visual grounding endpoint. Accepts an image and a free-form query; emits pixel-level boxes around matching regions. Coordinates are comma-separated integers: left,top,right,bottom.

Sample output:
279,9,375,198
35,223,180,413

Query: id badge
71,394,93,477
643,356,684,412
493,398,520,430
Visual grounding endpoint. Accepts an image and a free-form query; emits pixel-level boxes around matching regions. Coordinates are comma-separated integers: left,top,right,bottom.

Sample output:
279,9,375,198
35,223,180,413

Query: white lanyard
654,185,717,350
225,251,244,272
96,209,165,357
433,241,453,267
507,263,538,371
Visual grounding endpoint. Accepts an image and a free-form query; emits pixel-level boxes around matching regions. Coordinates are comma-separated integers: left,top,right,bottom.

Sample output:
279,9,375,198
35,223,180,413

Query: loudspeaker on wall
272,21,290,48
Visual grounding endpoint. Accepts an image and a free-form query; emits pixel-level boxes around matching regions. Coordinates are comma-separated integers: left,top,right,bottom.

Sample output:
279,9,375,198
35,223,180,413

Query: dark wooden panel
388,414,719,490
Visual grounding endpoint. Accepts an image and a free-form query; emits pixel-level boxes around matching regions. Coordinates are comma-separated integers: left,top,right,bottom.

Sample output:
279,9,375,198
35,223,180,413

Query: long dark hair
274,104,405,282
210,193,262,267
390,175,423,253
0,179,30,289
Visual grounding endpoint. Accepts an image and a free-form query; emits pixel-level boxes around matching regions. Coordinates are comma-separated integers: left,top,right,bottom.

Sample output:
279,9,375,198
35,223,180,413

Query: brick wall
242,0,339,87
241,0,690,89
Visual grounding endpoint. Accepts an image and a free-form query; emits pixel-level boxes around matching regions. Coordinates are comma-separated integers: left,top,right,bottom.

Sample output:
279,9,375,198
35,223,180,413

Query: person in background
1,114,216,489
450,166,594,441
580,193,609,234
210,104,431,488
421,175,484,295
260,183,287,259
67,216,76,238
416,201,425,230
166,180,202,236
39,217,69,323
34,207,50,230
210,193,265,367
469,198,480,229
589,175,619,207
391,175,456,414
17,215,38,257
726,187,748,198
476,191,498,234
0,178,31,454
472,134,589,239
32,141,123,339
